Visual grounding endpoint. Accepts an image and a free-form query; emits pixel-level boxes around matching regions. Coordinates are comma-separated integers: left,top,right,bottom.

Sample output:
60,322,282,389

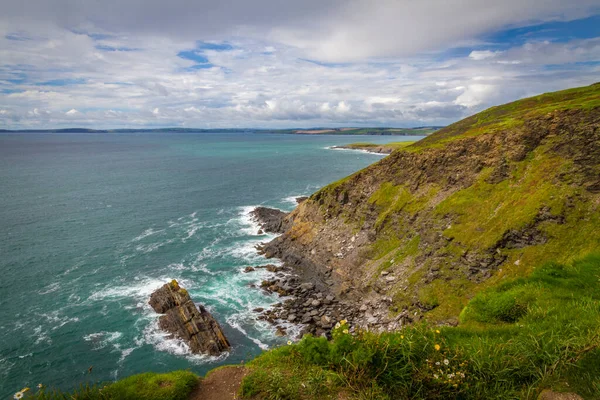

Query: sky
0,0,599,129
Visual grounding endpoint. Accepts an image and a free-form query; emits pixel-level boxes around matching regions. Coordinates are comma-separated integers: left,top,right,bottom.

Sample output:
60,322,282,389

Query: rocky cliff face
262,83,600,328
149,280,230,356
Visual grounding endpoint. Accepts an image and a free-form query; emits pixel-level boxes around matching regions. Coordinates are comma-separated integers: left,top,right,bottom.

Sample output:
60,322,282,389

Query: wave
83,331,123,351
132,227,164,242
233,205,263,236
141,317,228,365
89,276,195,305
38,282,61,295
325,145,387,156
32,325,52,345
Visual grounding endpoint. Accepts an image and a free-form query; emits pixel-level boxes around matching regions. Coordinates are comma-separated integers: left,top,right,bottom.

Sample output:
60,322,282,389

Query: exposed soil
189,366,249,400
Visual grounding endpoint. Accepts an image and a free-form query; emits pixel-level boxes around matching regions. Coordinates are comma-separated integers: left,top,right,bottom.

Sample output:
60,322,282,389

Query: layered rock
149,280,230,356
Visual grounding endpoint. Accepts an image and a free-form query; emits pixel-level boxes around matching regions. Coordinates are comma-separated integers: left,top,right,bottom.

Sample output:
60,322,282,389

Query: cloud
1,0,598,61
469,50,501,60
0,2,599,129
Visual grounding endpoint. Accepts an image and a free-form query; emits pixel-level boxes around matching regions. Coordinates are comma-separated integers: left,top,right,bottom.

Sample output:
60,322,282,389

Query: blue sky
0,0,598,129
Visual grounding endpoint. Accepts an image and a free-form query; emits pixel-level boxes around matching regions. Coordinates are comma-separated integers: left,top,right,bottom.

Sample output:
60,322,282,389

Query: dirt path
189,366,249,400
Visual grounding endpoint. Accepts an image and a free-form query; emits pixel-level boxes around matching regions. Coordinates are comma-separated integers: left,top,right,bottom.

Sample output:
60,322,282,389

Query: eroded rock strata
149,280,230,356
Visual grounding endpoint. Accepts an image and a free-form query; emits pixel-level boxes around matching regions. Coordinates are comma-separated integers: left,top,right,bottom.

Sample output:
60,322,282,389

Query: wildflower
334,322,341,329
340,319,347,325
343,329,349,334
434,344,441,351
400,335,404,339
14,388,29,400
287,341,292,345
443,359,449,365
435,329,440,334
433,374,439,379
37,383,43,389
435,361,440,366
448,373,455,379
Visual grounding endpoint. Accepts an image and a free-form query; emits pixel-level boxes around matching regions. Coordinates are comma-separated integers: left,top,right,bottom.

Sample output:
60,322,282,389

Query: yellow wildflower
287,341,292,345
37,383,43,389
434,344,441,351
343,329,349,334
435,329,440,334
400,335,404,339
340,319,347,325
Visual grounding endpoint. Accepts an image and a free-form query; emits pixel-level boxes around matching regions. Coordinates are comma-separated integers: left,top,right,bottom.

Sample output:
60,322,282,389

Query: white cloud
0,5,599,129
469,50,501,60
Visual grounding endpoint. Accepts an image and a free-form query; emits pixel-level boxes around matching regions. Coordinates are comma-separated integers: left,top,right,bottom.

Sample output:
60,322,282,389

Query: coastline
246,204,405,339
330,140,415,155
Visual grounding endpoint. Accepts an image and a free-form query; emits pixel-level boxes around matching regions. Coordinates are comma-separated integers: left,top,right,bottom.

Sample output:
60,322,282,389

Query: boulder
149,280,230,356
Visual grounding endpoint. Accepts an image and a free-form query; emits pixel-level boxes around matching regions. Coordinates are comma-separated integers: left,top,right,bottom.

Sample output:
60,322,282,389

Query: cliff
264,83,600,325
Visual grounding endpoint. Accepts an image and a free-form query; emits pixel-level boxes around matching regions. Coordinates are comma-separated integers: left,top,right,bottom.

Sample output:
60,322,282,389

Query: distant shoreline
0,127,442,135
331,141,416,154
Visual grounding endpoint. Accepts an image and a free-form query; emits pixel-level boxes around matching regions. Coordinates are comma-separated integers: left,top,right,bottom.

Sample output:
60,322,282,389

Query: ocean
0,131,421,396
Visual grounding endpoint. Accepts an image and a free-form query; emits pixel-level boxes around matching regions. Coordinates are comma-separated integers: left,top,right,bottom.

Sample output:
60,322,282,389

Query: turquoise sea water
0,132,421,396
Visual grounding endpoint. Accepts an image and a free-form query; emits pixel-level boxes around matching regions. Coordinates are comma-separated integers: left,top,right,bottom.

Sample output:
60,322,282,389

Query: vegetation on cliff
241,253,600,399
272,82,599,325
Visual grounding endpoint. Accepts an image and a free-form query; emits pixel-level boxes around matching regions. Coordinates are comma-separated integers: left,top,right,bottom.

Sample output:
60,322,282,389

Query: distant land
0,127,441,135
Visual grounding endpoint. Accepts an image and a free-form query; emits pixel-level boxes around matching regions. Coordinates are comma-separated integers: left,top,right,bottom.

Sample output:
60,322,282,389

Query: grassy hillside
241,253,600,399
270,82,599,324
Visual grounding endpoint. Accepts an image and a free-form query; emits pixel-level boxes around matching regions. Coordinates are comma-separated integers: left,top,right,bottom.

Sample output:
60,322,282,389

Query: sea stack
149,280,230,356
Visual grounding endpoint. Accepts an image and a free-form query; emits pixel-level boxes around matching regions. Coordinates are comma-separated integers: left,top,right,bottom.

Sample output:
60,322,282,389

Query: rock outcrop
250,207,290,234
149,280,230,356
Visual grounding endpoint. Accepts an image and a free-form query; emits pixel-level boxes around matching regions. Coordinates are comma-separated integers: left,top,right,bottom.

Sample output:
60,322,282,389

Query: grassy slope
241,253,600,399
23,371,198,400
294,82,600,323
413,83,600,150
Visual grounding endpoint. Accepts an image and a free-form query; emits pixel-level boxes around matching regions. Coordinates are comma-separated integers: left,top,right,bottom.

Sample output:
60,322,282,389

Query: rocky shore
248,206,412,338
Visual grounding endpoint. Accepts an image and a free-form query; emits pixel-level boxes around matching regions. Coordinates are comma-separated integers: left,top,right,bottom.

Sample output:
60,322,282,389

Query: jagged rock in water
149,280,230,356
250,207,290,233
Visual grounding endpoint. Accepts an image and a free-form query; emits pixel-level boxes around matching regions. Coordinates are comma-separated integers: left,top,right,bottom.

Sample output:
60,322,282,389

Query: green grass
241,253,600,399
25,371,198,400
413,83,600,150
